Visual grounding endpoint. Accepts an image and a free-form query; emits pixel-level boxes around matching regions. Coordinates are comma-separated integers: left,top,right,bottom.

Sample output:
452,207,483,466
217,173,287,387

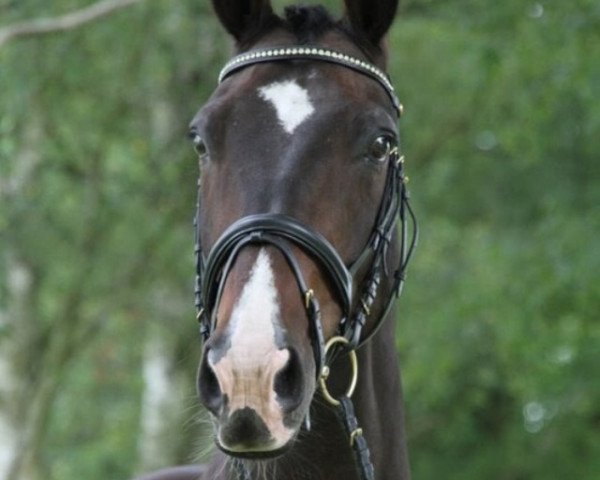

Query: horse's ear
211,0,276,42
342,0,399,46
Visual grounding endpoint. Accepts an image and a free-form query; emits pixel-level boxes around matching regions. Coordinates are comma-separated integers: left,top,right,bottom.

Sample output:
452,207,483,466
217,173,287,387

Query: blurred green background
1,0,598,479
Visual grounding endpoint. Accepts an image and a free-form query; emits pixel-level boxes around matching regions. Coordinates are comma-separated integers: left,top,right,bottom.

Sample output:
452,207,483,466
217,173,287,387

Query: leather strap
201,214,353,316
338,395,375,480
219,46,402,117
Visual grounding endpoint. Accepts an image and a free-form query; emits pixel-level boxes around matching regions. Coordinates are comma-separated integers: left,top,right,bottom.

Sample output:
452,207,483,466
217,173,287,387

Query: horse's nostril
198,350,223,414
274,348,304,411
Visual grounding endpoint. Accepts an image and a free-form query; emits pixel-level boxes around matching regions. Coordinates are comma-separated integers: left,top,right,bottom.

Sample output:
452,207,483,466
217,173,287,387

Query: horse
135,1,417,479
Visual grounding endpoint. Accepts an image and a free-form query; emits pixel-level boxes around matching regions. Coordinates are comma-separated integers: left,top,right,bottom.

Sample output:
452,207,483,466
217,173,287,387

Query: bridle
193,46,418,480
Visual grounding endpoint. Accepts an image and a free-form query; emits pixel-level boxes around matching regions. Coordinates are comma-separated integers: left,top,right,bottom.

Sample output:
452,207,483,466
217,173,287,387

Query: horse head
191,0,414,461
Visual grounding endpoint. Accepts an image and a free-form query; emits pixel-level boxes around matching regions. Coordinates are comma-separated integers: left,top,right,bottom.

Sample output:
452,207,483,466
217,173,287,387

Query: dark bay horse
136,1,416,479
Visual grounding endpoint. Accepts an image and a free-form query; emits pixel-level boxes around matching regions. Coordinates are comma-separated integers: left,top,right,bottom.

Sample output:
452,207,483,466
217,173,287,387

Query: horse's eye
368,136,394,163
191,133,208,157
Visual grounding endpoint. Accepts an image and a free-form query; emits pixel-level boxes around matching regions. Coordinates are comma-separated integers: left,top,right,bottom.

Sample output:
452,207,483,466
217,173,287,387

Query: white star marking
258,80,315,135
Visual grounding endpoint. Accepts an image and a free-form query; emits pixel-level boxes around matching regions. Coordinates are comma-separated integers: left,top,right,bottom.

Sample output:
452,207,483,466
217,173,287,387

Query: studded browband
218,46,402,117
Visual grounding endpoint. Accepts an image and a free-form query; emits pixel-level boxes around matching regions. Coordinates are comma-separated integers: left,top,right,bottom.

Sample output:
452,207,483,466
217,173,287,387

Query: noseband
193,46,418,480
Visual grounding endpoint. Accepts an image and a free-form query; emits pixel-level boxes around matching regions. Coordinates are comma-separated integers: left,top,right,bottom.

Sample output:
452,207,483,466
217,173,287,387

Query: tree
1,1,598,479
1,1,222,477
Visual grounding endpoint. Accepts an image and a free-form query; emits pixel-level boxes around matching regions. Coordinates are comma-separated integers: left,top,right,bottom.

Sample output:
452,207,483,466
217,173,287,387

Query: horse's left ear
211,0,276,43
342,0,399,46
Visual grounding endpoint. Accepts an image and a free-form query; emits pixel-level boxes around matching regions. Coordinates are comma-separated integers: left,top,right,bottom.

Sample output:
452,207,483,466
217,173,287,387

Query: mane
283,5,337,43
282,5,382,61
238,4,382,62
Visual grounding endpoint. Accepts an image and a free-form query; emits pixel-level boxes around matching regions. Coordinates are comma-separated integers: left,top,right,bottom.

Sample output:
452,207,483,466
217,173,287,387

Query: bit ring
318,336,358,406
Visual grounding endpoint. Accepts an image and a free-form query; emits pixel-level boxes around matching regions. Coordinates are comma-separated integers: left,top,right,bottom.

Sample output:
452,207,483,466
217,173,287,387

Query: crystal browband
218,46,402,116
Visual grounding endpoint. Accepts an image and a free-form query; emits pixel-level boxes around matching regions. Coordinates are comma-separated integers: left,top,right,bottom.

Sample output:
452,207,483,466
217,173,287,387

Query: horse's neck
350,318,411,480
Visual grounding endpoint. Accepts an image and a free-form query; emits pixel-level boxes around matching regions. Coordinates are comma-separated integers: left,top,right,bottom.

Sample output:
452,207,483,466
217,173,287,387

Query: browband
218,46,402,116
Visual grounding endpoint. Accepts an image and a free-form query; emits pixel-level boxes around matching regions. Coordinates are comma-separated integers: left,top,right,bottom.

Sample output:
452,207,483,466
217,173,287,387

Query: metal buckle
349,427,364,446
304,288,314,309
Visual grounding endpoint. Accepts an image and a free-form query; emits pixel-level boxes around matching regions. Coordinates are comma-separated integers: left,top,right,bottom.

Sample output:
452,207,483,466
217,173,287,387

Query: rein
194,46,418,480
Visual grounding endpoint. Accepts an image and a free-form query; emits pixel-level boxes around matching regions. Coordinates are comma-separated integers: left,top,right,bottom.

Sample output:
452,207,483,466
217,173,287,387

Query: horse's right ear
343,0,399,46
211,0,275,43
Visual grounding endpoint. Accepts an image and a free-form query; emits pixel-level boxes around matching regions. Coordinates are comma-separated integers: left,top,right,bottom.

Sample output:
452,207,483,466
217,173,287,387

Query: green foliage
1,0,598,479
1,1,223,477
393,1,600,478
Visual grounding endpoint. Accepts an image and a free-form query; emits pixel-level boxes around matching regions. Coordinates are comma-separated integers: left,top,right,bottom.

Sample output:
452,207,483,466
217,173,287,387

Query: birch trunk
1,118,44,480
136,330,186,472
0,255,35,480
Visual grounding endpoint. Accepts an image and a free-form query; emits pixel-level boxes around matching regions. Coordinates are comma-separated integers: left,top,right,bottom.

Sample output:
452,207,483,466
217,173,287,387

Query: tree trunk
0,254,35,480
136,329,186,472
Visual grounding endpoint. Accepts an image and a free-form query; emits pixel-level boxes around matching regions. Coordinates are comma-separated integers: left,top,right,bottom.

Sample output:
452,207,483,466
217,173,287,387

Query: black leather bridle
193,46,417,480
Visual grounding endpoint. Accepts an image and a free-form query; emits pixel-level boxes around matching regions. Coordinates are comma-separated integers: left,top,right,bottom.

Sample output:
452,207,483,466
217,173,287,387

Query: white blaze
223,249,283,366
211,248,293,448
258,80,315,134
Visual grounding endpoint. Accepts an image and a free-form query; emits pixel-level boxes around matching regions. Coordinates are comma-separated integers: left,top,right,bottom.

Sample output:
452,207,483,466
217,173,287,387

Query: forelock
283,5,338,43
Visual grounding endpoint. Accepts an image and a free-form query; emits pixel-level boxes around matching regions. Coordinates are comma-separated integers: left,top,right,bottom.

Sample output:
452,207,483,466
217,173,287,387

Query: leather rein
193,46,418,480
